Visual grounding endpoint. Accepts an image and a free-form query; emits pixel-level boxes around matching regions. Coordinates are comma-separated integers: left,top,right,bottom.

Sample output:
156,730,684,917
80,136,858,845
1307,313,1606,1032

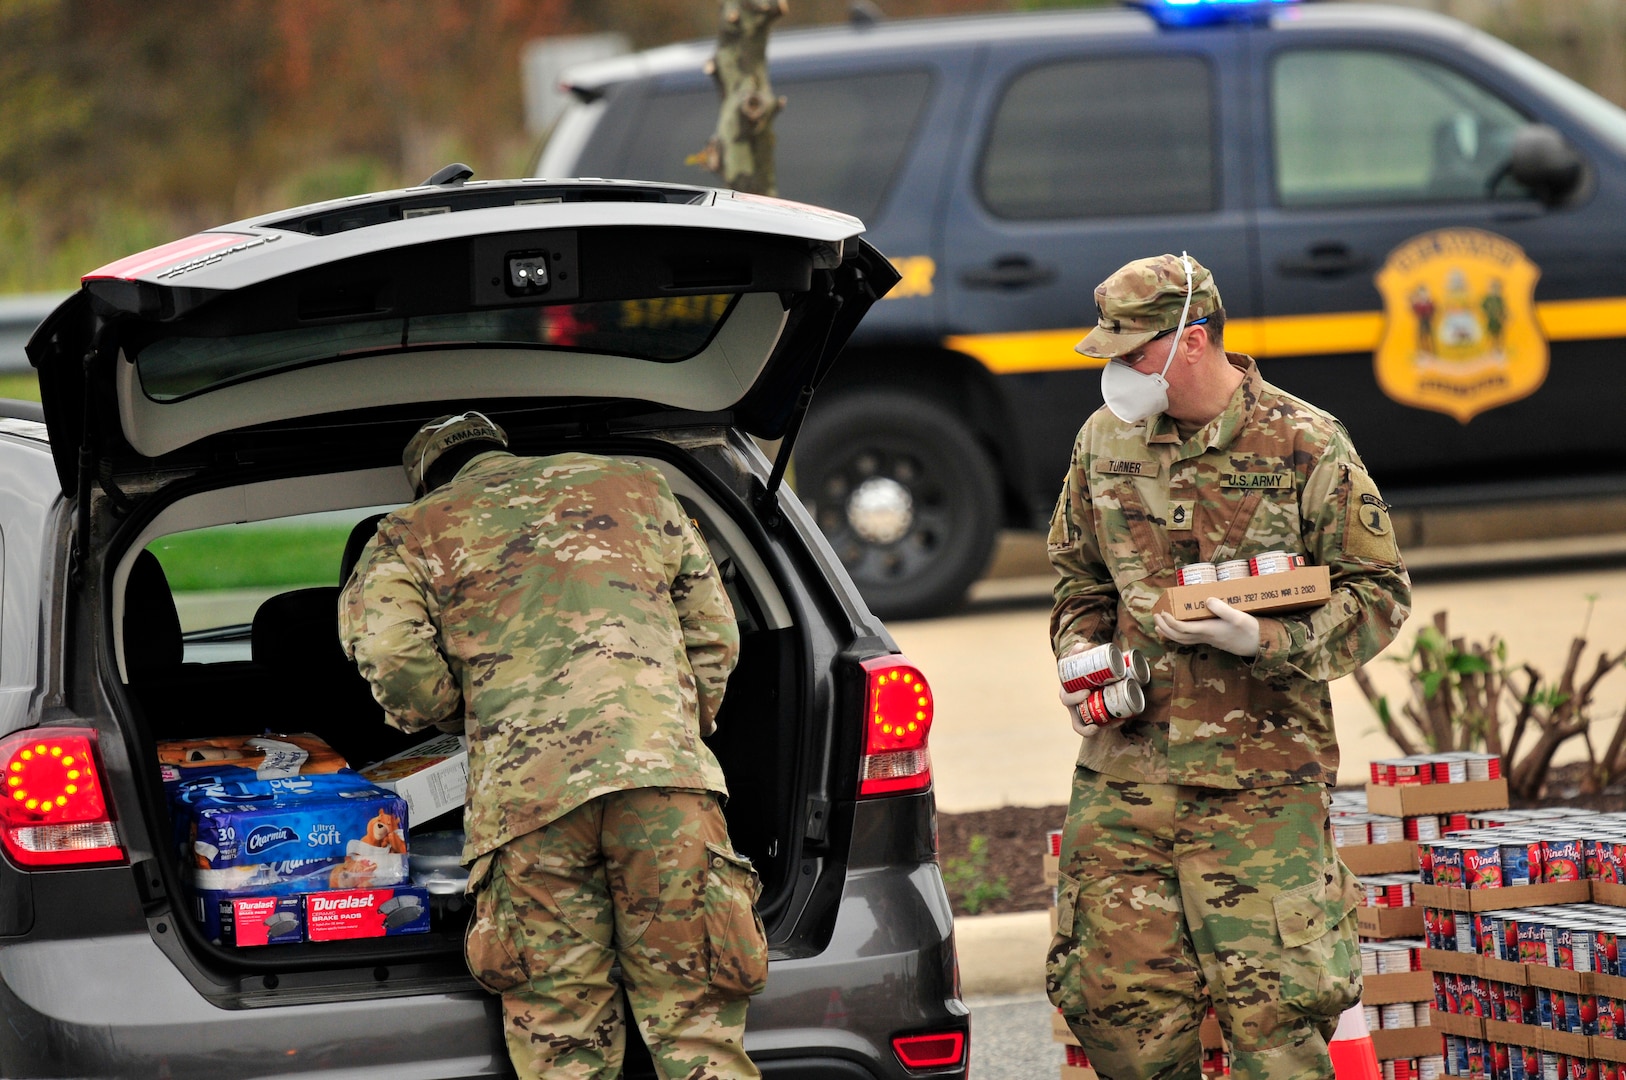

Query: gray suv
1,176,967,1078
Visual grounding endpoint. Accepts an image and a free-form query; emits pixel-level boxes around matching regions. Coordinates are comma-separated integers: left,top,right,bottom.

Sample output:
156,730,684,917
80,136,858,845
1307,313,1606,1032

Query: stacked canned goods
1420,813,1626,890
1370,752,1503,786
1176,550,1307,587
1363,939,1428,975
1420,808,1626,1078
1363,873,1420,908
1431,902,1626,1077
1058,643,1152,727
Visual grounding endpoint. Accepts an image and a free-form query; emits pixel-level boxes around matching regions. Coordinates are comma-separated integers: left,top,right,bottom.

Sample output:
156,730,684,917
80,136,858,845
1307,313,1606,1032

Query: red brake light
859,656,934,798
893,1030,966,1070
0,729,124,867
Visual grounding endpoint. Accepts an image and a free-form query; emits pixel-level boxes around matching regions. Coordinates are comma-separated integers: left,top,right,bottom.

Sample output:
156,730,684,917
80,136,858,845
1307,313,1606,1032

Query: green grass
148,524,355,592
0,372,40,402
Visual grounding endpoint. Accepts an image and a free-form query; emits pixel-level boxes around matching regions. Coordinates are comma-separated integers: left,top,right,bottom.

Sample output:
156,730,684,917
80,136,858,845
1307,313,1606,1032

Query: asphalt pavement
967,994,1064,1080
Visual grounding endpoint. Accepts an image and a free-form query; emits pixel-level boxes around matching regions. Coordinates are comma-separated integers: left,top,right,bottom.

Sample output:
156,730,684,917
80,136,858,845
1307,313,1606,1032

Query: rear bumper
0,862,965,1079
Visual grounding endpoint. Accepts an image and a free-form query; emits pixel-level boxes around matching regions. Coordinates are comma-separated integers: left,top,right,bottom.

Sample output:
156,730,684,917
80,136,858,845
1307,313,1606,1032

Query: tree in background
693,0,786,196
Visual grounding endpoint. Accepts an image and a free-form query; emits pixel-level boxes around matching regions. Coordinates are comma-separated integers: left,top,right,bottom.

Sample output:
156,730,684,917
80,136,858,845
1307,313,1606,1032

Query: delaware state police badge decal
1373,228,1547,424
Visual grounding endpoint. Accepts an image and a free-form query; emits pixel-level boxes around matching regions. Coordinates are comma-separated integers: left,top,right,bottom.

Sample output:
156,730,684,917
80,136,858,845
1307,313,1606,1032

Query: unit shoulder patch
1098,458,1160,478
1343,467,1400,564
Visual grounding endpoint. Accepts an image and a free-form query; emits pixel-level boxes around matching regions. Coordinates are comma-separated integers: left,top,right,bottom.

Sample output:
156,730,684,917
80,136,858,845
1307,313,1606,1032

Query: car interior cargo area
108,451,804,972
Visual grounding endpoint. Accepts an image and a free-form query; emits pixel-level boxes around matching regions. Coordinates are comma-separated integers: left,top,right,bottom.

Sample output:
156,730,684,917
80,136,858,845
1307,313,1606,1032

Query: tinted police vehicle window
1272,49,1529,206
615,71,933,222
978,55,1215,220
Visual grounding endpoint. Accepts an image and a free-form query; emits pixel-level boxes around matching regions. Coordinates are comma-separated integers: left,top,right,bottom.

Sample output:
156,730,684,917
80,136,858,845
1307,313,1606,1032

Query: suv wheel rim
845,476,914,545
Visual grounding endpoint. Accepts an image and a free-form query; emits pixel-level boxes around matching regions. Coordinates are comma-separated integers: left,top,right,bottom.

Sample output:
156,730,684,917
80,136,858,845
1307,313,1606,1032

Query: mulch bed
936,762,1626,918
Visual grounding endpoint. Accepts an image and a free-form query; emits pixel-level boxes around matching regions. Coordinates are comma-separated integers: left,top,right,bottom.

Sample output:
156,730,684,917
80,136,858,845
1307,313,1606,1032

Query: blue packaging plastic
181,784,410,896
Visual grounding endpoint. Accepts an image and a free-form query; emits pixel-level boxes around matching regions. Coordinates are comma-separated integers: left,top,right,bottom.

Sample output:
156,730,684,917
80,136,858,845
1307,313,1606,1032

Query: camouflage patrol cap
1075,253,1222,359
402,411,509,496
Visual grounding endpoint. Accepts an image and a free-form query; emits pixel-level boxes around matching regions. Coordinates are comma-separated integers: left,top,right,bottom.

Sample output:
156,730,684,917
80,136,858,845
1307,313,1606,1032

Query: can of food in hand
1248,550,1294,575
1124,649,1151,686
1176,562,1218,586
1058,643,1126,693
1075,678,1145,726
1215,558,1251,581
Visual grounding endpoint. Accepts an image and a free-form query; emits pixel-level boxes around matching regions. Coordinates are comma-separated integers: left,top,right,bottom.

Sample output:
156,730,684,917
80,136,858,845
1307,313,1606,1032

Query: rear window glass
133,295,736,403
147,507,397,662
612,70,933,223
978,54,1216,220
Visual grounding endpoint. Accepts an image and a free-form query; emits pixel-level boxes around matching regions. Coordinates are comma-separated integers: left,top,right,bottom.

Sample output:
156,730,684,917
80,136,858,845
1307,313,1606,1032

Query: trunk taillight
0,729,124,868
859,656,934,798
892,1030,966,1071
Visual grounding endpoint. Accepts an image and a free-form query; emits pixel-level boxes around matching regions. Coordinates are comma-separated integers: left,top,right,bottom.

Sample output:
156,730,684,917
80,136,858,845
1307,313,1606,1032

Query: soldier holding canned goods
1043,254,1412,1080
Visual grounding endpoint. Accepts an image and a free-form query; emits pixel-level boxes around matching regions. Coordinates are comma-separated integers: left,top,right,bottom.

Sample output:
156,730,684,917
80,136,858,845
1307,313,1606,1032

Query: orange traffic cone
1328,1004,1380,1080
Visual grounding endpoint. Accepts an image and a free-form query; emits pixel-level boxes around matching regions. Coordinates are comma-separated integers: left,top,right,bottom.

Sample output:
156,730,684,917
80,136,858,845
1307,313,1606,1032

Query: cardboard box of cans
1365,751,1507,820
1155,564,1330,622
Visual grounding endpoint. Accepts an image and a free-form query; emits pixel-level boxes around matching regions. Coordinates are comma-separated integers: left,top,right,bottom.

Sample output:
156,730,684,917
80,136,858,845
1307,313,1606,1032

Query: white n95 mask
1100,252,1195,425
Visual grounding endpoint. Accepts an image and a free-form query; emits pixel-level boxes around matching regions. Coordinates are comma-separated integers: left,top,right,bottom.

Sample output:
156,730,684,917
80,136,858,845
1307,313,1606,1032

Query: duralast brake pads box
1154,565,1331,622
361,734,468,828
196,892,305,947
305,886,432,941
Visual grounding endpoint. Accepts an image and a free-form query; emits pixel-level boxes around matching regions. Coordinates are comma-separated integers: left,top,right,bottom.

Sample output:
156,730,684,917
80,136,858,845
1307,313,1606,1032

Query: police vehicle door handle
1276,245,1373,278
960,256,1057,289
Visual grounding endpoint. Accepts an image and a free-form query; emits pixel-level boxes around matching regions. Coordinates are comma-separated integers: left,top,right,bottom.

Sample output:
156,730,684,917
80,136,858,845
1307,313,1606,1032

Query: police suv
1,178,967,1077
542,0,1626,617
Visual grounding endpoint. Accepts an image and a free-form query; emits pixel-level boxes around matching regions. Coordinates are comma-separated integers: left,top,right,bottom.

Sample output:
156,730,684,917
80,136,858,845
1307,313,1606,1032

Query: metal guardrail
0,293,71,374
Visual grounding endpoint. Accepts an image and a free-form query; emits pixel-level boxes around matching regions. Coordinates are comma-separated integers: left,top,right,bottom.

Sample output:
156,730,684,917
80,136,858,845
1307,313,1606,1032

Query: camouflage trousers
465,787,768,1080
1046,768,1362,1080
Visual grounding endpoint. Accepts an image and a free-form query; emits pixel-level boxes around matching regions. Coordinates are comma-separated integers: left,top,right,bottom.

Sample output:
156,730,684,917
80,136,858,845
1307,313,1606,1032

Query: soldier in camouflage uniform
339,412,766,1080
1045,256,1411,1079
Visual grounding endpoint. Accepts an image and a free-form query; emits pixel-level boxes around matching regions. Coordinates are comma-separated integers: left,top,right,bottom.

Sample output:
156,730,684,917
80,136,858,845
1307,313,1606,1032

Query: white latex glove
1056,642,1122,735
1153,598,1260,658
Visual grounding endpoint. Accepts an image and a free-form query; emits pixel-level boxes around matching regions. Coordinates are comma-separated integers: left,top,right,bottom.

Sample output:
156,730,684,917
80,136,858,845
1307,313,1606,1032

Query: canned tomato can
1124,648,1151,686
1248,550,1294,575
1431,842,1466,887
1518,919,1548,964
1058,643,1126,693
1076,678,1144,726
1544,837,1585,882
1215,558,1251,581
1465,845,1504,889
1176,562,1217,586
1500,836,1539,887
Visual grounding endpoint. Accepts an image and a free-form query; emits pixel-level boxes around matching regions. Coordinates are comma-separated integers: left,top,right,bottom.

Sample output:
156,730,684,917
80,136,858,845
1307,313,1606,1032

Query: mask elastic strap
1157,252,1196,383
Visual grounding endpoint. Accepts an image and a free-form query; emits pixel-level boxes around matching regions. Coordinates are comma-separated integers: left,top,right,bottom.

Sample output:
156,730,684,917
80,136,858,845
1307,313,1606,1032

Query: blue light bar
1127,0,1299,28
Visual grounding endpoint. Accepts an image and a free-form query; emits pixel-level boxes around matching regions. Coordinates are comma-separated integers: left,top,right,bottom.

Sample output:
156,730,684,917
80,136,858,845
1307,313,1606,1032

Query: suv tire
796,391,999,620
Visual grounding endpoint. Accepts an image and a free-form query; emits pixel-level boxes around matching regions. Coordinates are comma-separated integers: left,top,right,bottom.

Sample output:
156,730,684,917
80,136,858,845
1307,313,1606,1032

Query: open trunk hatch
27,179,897,497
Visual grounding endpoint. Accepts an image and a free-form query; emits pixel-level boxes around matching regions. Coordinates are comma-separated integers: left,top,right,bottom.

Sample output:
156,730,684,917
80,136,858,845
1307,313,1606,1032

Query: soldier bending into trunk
341,412,766,1080
1046,255,1411,1079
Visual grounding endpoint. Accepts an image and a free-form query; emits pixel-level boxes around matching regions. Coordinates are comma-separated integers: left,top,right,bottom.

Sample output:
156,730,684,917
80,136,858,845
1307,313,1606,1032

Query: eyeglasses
1113,316,1209,366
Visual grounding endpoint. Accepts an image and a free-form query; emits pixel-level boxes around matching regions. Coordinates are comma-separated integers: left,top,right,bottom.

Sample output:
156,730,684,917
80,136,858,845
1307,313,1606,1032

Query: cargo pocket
464,852,529,995
703,841,769,997
1271,864,1363,1026
1044,873,1084,1014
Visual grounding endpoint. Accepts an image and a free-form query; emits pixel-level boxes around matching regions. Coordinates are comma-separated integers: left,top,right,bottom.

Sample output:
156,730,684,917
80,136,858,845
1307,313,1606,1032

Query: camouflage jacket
1048,356,1411,788
339,451,739,859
